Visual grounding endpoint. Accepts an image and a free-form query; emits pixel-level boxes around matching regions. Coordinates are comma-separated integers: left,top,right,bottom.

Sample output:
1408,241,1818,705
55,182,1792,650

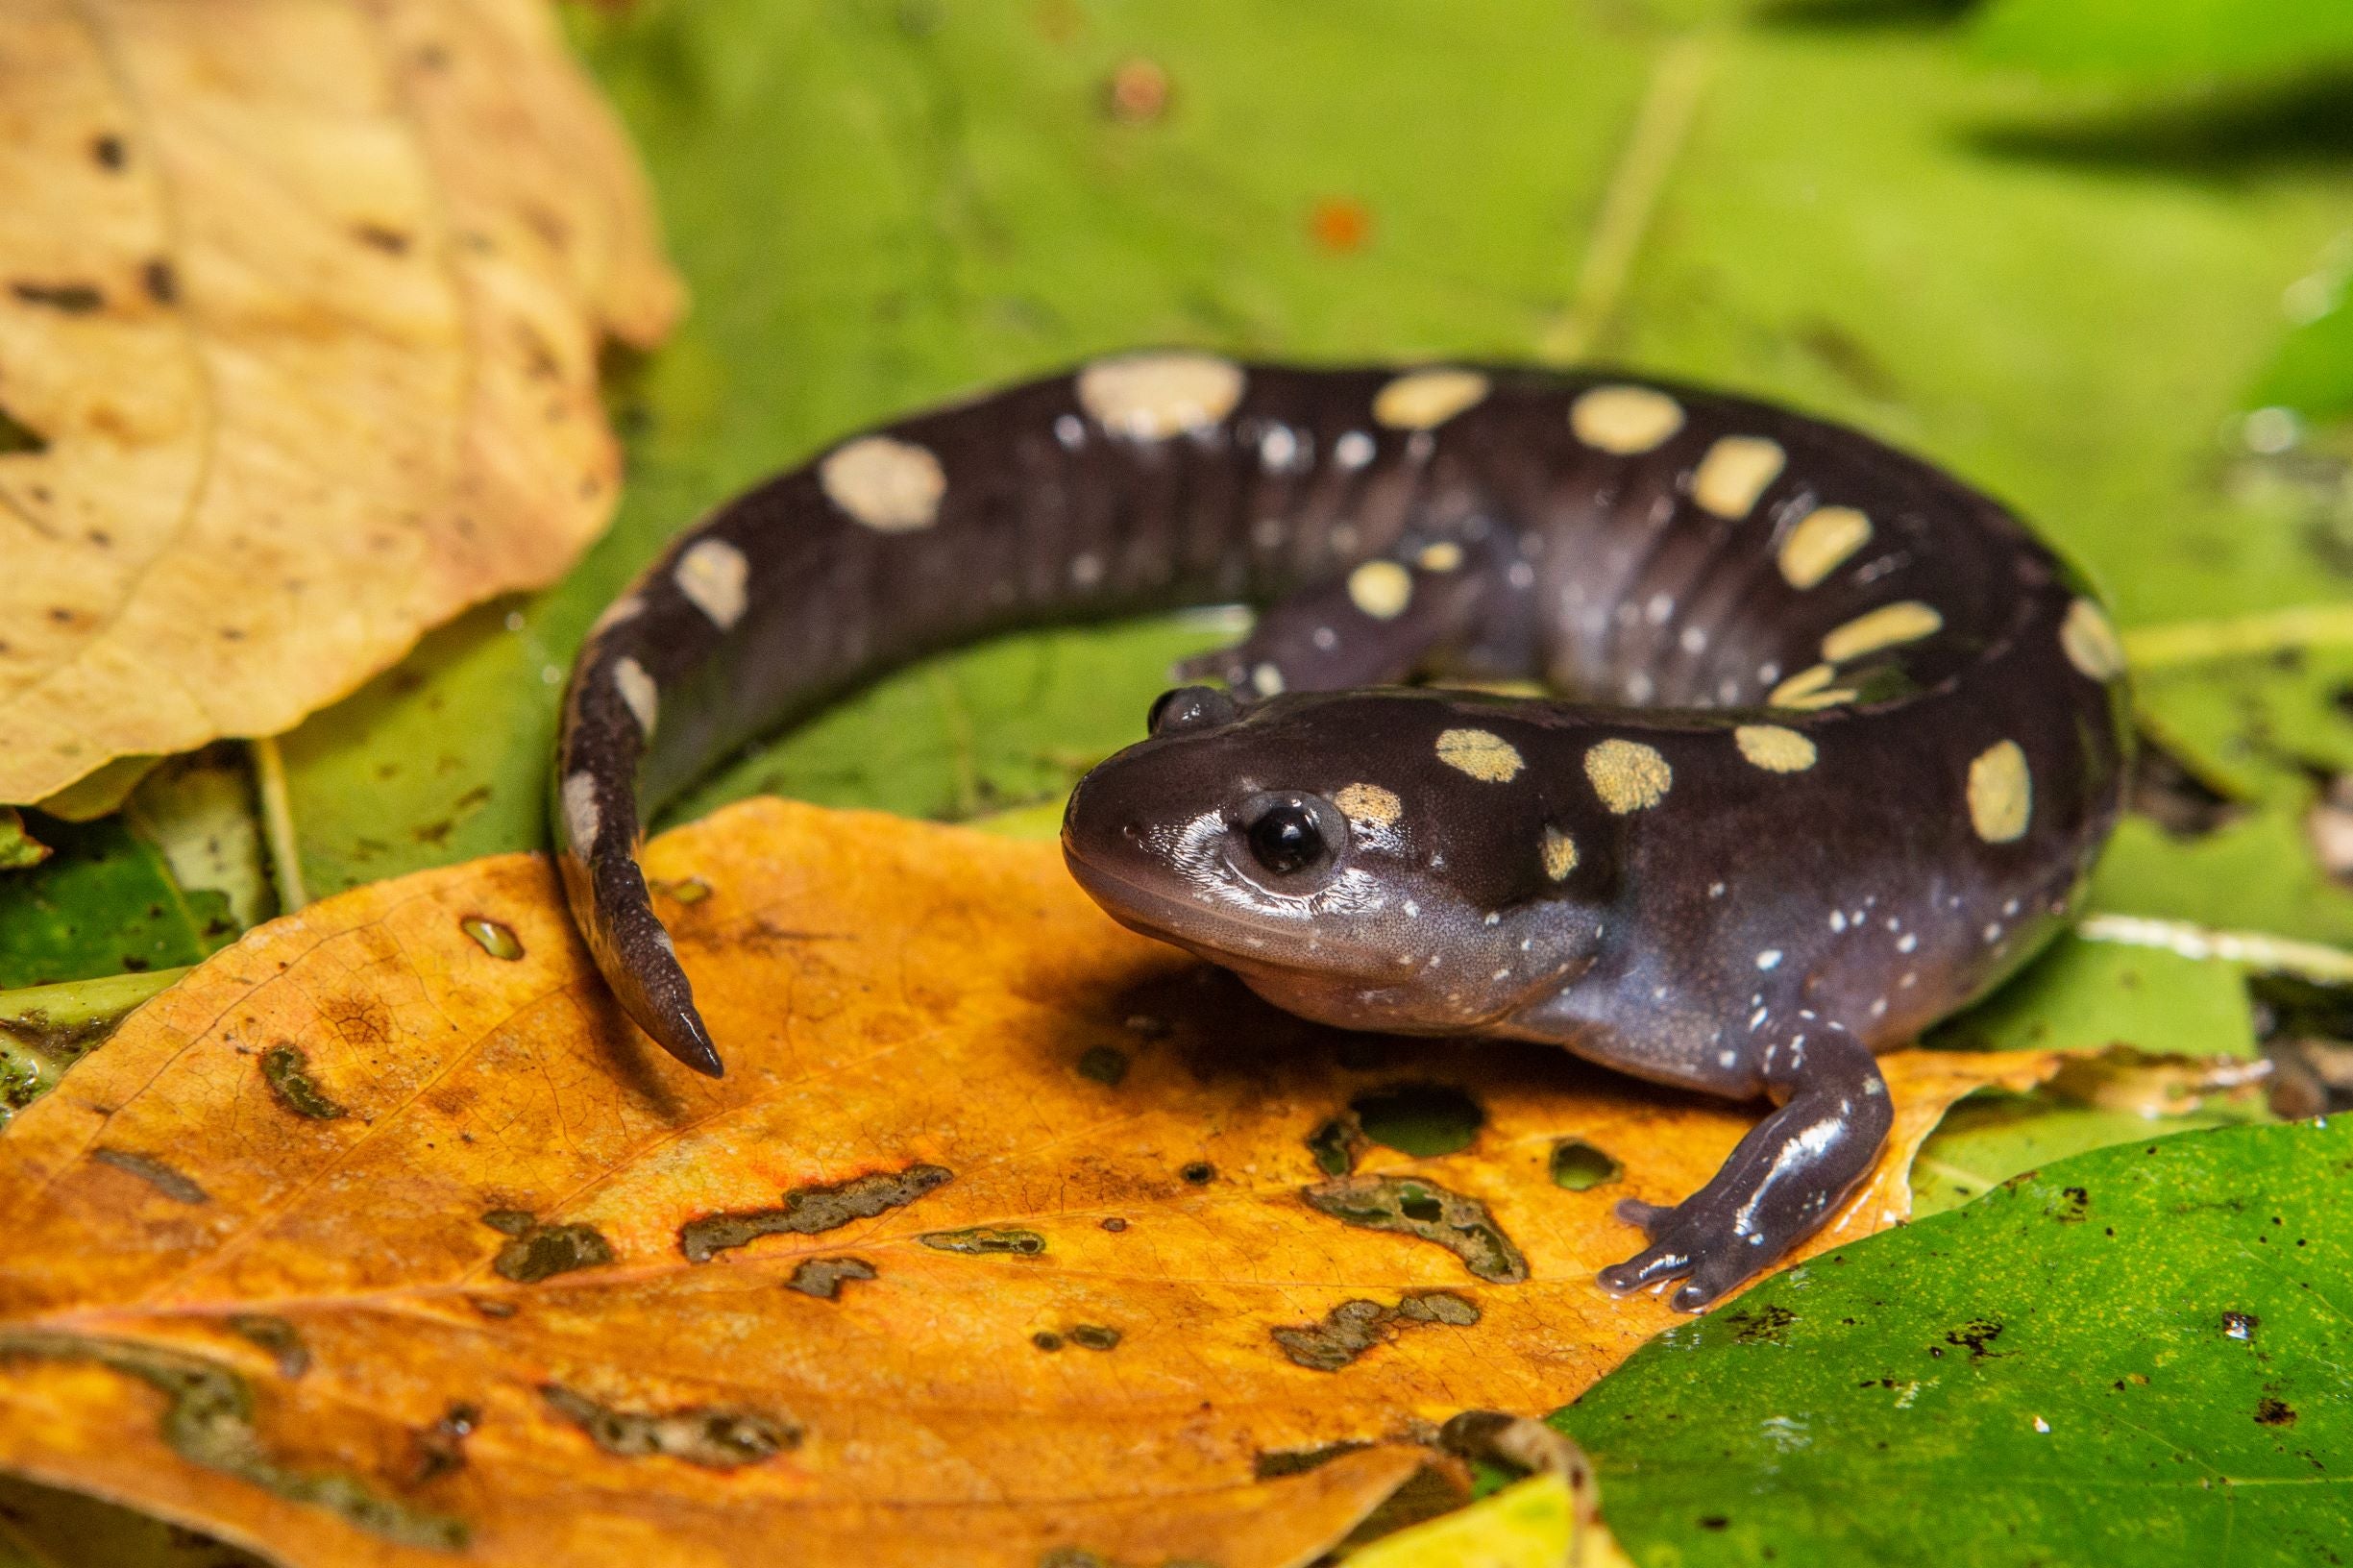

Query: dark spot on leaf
1068,1324,1121,1351
539,1384,798,1468
1100,1216,1128,1233
354,224,412,255
680,1163,952,1262
1104,57,1170,123
919,1226,1046,1257
226,1315,309,1380
2051,1186,2090,1222
1032,1331,1063,1352
90,134,125,169
1076,1045,1128,1085
1302,1174,1528,1283
479,1209,534,1237
2129,730,2241,839
411,1403,479,1482
1549,1137,1623,1190
1270,1291,1479,1371
459,916,524,960
0,1332,466,1549
1700,1515,1730,1531
11,281,104,313
141,258,176,306
468,1296,516,1319
2256,1397,2298,1427
1306,1114,1366,1175
1728,1304,1799,1345
91,1147,207,1204
260,1044,349,1120
1180,1161,1216,1185
2222,1311,2260,1341
784,1257,876,1300
1945,1318,2006,1360
1350,1081,1484,1157
491,1220,615,1285
0,402,48,456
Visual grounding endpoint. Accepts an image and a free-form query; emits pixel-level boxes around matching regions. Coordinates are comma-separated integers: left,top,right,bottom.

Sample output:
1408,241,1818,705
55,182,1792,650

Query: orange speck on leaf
1311,196,1373,255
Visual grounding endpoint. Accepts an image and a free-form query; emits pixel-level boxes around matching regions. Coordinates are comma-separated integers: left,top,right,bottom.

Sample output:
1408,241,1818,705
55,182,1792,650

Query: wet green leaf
1555,1117,2353,1565
2254,293,2353,421
0,816,233,991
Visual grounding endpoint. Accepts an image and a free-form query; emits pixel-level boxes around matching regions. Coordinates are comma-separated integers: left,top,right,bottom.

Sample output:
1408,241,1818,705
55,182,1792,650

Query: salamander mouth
1062,842,1342,977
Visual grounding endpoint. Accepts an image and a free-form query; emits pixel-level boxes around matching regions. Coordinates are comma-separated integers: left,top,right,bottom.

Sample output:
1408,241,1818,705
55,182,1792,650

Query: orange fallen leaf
0,800,2060,1566
0,0,679,804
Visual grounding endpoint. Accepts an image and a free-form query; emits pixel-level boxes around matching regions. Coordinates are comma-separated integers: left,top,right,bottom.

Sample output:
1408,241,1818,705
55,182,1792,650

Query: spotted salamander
555,353,2130,1309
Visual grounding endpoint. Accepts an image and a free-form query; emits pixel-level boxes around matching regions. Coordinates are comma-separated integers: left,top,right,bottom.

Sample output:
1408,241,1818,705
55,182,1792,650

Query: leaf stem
2077,912,2353,986
2121,603,2353,671
250,735,308,914
1540,32,1717,362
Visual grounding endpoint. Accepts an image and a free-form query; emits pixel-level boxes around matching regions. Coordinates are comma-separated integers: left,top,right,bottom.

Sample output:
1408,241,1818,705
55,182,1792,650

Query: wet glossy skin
554,355,2131,1309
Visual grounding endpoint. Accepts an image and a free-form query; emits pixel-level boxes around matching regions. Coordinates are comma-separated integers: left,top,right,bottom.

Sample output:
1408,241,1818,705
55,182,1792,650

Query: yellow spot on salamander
1435,727,1524,783
1417,541,1465,573
1541,825,1578,880
1691,435,1786,519
1569,385,1684,454
1348,559,1413,620
1076,352,1246,440
612,656,658,737
1768,664,1856,711
1734,723,1816,772
674,538,748,630
2060,598,2126,681
560,771,600,853
1584,738,1672,814
1252,661,1286,696
1777,505,1872,590
1373,368,1491,430
1823,600,1942,663
1335,782,1402,826
1968,739,2032,844
820,435,946,531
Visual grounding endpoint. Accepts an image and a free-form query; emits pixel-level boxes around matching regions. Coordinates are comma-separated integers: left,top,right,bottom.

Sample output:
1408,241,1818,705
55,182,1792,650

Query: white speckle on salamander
1077,352,1246,440
820,434,946,531
561,771,600,854
612,656,658,737
1260,424,1305,472
1252,661,1286,696
1507,560,1535,590
1335,430,1376,470
674,538,748,630
1680,625,1708,654
1070,551,1105,588
1756,949,1783,970
1055,413,1085,449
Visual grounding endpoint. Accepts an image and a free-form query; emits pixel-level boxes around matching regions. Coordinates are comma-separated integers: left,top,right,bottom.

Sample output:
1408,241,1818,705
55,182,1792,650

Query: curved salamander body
555,354,2131,1309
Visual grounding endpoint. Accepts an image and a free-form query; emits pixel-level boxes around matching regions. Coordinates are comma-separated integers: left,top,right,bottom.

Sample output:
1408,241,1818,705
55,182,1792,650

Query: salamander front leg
1598,1028,1893,1311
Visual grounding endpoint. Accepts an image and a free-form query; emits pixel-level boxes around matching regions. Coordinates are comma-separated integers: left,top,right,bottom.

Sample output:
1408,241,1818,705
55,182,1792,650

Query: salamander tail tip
655,1010,726,1078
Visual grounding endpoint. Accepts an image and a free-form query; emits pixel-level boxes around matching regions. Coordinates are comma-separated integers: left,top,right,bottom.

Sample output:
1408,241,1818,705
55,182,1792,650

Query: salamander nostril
1246,801,1325,876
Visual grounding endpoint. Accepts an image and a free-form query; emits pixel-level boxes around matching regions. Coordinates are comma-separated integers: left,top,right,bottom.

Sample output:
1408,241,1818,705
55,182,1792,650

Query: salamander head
1063,686,1609,1035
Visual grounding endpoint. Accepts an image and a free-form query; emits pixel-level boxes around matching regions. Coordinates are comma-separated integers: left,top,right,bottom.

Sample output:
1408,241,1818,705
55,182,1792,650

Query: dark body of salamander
555,353,2131,1309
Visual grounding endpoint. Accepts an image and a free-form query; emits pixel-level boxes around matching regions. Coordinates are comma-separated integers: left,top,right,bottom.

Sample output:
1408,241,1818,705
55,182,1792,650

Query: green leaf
1926,934,2258,1058
0,811,47,872
0,816,233,991
1973,0,2353,78
2252,294,2353,421
1554,1117,2353,1564
1909,1090,2259,1215
1343,1473,1574,1568
0,1471,268,1568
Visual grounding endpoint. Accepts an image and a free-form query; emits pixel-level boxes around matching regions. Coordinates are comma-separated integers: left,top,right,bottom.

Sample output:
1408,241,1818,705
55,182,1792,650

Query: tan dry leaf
0,0,679,803
0,801,2061,1567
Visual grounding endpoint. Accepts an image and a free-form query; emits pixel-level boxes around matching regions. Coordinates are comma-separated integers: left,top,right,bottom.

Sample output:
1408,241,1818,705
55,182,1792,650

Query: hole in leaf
1349,1082,1484,1158
1549,1138,1623,1190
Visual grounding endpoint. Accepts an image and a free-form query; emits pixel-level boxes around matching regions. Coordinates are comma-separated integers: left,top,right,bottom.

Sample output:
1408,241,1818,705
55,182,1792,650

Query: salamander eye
1149,684,1238,737
1246,800,1328,876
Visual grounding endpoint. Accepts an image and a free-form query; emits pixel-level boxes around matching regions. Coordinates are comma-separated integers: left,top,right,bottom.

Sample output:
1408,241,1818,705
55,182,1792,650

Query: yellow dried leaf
0,802,2060,1565
0,0,679,803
